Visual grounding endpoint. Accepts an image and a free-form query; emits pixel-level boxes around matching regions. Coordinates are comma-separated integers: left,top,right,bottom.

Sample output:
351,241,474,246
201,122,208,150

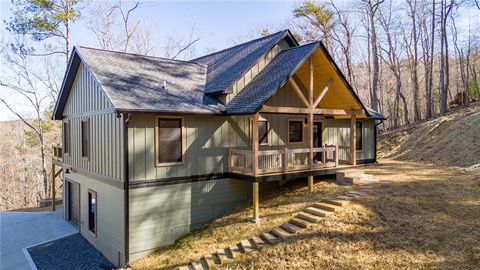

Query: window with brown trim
157,118,183,164
81,119,90,158
288,120,303,143
258,120,268,145
88,190,97,235
250,119,269,145
63,121,70,154
356,122,363,151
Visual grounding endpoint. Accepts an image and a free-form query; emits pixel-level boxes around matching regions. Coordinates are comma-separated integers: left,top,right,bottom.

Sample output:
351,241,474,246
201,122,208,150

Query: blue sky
0,0,299,120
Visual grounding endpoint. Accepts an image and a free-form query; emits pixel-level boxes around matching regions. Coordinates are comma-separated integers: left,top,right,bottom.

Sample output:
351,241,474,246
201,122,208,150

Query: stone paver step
280,222,303,234
251,236,268,250
178,265,191,270
261,232,280,245
271,227,292,240
240,239,254,253
336,195,354,201
348,190,367,196
322,198,349,206
202,255,218,269
289,217,311,229
313,202,339,212
228,244,242,258
190,260,205,270
215,248,231,264
304,206,331,217
296,211,323,223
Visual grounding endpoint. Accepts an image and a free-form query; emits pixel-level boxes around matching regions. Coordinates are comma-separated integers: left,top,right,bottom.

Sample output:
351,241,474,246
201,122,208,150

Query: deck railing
229,145,341,176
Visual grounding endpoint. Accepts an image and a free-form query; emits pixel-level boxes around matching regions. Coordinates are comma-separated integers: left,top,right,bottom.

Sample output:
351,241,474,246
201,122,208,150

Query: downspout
122,113,131,267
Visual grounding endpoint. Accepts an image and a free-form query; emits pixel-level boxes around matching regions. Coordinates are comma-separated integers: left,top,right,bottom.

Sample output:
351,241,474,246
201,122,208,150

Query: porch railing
228,145,342,176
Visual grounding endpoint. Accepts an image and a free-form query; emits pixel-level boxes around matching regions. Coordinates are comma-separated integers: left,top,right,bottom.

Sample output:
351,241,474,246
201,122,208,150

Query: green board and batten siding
62,62,126,266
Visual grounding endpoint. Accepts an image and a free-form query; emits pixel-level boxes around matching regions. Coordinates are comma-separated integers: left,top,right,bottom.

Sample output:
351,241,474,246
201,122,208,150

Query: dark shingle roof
366,107,386,120
225,42,319,114
75,47,224,114
193,30,295,95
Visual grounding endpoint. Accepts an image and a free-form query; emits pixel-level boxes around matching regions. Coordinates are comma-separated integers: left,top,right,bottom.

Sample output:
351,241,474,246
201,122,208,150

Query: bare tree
362,0,385,112
0,46,56,199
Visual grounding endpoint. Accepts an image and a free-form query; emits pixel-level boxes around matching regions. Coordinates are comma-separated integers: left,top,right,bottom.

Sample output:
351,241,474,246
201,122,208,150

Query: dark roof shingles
193,31,288,94
225,42,319,114
77,47,223,114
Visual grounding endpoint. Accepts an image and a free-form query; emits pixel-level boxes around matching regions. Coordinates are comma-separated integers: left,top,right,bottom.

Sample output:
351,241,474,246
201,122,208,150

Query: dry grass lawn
132,160,480,270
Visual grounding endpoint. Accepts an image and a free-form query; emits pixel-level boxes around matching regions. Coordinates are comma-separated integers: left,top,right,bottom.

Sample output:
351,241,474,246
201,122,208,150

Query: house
52,30,385,267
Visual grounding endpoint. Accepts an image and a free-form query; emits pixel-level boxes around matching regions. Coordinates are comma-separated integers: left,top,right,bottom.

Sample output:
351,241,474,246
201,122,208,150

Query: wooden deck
228,145,354,181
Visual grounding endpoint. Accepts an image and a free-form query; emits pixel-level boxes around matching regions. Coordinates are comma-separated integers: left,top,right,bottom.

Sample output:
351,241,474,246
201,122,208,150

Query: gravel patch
28,234,116,270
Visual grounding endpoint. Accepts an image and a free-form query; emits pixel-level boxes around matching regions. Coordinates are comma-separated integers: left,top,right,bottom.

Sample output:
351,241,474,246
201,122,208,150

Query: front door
68,181,80,228
313,122,323,162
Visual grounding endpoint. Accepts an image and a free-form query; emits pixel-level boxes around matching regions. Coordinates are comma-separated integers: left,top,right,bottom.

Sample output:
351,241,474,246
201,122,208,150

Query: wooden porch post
308,57,314,192
252,112,259,176
252,182,260,223
350,114,357,165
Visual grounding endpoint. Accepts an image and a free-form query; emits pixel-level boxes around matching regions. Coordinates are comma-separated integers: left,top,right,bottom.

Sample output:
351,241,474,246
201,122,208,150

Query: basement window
156,118,185,166
356,122,363,151
288,120,304,144
88,190,97,235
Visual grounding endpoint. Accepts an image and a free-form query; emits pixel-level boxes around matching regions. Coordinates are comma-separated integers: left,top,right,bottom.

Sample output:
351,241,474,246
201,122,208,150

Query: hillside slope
379,102,480,169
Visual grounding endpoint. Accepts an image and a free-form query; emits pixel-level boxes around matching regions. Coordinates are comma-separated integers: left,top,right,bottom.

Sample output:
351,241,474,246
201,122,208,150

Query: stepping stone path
177,172,388,270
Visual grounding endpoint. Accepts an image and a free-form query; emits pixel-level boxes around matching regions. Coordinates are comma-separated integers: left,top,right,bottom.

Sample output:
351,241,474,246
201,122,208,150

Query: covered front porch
227,44,370,222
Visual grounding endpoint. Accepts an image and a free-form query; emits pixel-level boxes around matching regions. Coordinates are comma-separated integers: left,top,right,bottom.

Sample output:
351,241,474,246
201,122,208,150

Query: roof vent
161,80,167,90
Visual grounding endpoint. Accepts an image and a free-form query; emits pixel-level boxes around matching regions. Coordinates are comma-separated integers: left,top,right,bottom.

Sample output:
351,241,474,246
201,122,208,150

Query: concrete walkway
0,209,77,270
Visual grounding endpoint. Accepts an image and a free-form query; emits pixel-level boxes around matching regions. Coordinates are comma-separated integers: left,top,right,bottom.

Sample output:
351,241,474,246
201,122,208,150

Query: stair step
280,222,303,234
296,211,323,223
240,239,254,253
251,236,268,250
215,248,231,263
190,261,205,270
228,244,242,258
178,266,191,270
313,202,339,212
322,198,349,206
348,190,367,196
289,217,311,229
261,232,280,245
271,227,292,240
336,195,354,201
202,255,218,269
304,206,331,217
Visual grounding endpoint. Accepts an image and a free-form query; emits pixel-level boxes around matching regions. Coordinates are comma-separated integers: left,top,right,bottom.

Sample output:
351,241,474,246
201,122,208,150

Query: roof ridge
280,41,319,52
75,46,208,68
191,30,288,63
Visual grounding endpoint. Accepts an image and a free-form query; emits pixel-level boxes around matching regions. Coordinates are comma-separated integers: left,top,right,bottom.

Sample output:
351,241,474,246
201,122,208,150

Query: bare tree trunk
406,0,421,122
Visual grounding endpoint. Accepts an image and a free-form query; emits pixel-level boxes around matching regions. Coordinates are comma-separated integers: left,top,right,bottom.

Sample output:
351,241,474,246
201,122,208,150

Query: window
258,120,268,145
157,118,184,165
81,119,90,158
356,122,363,151
288,120,303,143
63,121,70,154
88,190,97,234
250,119,269,145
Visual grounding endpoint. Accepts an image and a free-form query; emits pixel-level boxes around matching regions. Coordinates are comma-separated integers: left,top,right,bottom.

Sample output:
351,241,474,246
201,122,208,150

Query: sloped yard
132,160,480,270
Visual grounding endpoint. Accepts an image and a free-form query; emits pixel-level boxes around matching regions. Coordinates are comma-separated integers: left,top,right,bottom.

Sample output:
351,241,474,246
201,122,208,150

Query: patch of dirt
379,103,480,169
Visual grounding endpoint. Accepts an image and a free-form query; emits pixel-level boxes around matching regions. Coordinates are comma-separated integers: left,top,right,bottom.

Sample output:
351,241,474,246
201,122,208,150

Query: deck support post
350,114,357,165
252,113,259,176
308,175,314,192
252,182,260,223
